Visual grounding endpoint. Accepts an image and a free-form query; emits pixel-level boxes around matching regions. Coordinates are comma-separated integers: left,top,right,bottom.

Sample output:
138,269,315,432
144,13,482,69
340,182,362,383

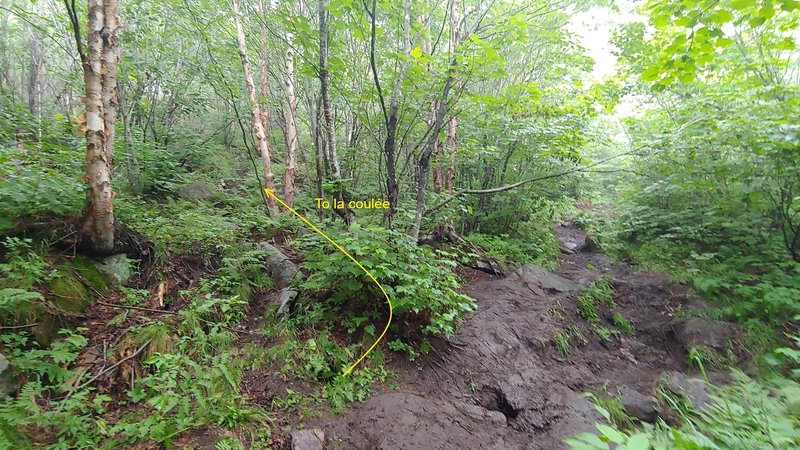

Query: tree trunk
27,24,42,126
409,75,455,240
259,0,270,135
319,0,354,224
445,0,460,194
76,0,119,255
445,115,458,192
282,33,298,207
231,0,277,215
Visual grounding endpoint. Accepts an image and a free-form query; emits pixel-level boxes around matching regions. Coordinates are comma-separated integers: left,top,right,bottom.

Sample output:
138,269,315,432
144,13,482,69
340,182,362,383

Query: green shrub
567,369,800,450
295,225,476,337
467,230,559,270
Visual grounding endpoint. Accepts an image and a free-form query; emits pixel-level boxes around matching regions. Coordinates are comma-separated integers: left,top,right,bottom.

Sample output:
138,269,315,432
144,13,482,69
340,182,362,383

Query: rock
179,180,213,201
455,402,507,426
258,243,303,315
93,254,135,284
618,386,657,422
471,258,510,276
670,317,737,352
49,274,91,314
292,428,324,450
0,354,20,397
258,242,302,289
583,234,600,253
277,288,298,316
510,264,579,293
660,371,710,410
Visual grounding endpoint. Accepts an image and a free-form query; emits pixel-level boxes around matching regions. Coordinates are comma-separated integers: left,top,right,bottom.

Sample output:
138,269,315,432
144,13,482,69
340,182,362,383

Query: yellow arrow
263,188,393,377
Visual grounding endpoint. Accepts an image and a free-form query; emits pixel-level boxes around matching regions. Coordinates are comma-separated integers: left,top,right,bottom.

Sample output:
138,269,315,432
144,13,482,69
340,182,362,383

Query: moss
71,256,109,293
49,273,90,314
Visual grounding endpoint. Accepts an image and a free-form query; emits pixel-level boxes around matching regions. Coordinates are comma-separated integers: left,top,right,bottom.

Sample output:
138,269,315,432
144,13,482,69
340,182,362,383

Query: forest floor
295,223,741,449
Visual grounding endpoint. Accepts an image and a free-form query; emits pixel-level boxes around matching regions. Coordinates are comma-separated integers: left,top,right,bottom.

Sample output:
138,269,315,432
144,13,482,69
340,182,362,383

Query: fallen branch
0,323,39,330
75,339,151,391
96,300,178,315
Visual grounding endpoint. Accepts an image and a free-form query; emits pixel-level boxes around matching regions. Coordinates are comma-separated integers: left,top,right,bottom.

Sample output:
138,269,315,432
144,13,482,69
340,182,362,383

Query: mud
312,223,712,449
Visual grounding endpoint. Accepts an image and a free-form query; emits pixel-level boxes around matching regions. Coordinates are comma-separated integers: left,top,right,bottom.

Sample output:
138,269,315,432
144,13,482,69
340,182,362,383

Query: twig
75,340,151,391
0,323,39,330
96,300,178,315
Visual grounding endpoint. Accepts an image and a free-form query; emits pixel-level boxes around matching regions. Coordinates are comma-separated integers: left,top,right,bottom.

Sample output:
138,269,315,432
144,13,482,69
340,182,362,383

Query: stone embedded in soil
291,428,324,450
93,253,135,283
670,316,738,352
0,353,20,397
258,242,302,289
509,264,579,293
277,288,298,316
660,371,711,410
618,386,658,422
319,392,519,449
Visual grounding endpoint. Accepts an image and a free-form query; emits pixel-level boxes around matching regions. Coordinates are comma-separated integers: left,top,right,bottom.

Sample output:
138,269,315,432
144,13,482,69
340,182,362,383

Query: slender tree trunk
305,83,326,218
27,24,42,126
410,75,455,240
445,116,458,192
231,0,277,215
118,83,143,195
282,33,298,207
76,0,119,255
319,0,354,224
445,0,460,194
259,0,270,136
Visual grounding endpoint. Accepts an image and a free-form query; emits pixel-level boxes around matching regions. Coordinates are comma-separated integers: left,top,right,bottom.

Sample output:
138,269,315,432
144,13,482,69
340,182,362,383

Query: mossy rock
72,256,110,293
49,273,90,314
92,254,135,284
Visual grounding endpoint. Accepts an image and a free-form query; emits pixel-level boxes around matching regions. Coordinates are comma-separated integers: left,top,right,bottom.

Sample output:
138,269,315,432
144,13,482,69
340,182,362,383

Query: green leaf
624,433,650,450
596,424,625,444
641,66,660,82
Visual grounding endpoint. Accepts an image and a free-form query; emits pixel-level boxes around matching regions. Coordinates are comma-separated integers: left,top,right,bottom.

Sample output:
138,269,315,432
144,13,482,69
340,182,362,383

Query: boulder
670,317,738,352
93,254,135,284
618,386,657,422
277,288,298,316
258,242,303,315
258,242,301,289
509,264,579,293
292,428,324,450
179,180,213,201
583,234,600,253
0,354,20,397
660,371,710,411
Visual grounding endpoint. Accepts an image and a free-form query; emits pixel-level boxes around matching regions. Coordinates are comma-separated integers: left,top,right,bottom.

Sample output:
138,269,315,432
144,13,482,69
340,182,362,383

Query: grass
612,312,636,335
555,330,572,356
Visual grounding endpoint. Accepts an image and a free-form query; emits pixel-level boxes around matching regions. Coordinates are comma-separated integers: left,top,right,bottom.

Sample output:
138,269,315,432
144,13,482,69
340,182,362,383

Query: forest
1,0,799,448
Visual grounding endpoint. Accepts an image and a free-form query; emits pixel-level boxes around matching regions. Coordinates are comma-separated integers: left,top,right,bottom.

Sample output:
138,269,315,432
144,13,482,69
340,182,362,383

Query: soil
307,222,713,449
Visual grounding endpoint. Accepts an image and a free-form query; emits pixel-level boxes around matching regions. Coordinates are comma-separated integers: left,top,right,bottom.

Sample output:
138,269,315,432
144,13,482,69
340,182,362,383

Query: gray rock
258,242,301,289
510,264,580,293
277,288,298,316
670,317,737,352
583,234,600,253
618,386,657,422
93,254,134,283
179,180,213,201
292,428,324,450
0,354,19,397
661,371,710,410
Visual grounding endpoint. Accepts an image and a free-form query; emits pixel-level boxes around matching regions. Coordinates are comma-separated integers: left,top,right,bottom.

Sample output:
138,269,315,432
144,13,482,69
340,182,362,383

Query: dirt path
311,223,707,449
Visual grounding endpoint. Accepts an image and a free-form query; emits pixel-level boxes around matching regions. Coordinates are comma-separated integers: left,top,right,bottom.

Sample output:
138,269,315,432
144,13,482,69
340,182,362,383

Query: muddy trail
309,223,734,449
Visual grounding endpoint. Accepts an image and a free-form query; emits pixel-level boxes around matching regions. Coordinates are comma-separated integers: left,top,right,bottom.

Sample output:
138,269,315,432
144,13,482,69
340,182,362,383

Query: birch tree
230,0,278,215
64,0,121,255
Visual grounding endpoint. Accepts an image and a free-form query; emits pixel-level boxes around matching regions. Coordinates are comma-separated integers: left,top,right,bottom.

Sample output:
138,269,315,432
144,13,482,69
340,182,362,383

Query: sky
568,2,643,81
